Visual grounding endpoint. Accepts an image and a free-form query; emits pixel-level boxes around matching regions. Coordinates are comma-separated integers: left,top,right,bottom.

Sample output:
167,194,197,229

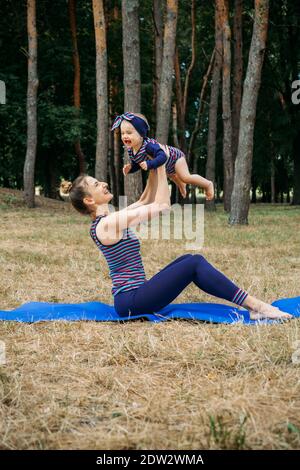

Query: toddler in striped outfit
111,112,214,201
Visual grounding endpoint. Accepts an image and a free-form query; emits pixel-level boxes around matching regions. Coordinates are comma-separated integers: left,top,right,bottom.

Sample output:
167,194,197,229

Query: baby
111,112,214,200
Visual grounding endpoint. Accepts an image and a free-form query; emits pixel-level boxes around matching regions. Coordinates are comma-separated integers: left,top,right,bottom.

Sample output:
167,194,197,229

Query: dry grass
0,188,300,450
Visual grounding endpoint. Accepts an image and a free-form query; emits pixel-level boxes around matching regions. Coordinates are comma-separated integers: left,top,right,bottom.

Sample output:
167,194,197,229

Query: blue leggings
114,254,248,317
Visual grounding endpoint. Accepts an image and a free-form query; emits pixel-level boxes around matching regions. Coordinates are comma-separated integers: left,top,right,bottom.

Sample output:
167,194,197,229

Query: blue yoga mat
0,296,299,324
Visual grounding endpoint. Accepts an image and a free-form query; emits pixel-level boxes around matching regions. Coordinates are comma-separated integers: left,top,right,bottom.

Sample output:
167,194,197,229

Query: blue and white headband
111,112,149,137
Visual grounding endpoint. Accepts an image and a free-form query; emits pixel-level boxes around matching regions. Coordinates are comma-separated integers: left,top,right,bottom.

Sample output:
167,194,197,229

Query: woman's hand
139,161,148,171
123,163,132,176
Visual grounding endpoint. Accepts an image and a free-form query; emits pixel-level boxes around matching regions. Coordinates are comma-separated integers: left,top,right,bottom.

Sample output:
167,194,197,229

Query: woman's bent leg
191,254,248,305
131,254,247,315
115,254,292,320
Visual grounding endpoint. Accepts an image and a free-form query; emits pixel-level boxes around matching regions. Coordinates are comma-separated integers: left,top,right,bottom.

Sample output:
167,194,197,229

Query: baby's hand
123,163,132,176
139,161,148,171
205,181,214,201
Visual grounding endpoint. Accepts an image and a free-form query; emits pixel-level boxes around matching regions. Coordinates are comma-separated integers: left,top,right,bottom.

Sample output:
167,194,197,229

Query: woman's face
120,120,143,149
83,176,113,207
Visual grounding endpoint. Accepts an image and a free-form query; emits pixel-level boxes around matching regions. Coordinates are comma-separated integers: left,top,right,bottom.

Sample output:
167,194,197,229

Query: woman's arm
126,169,158,209
101,165,170,239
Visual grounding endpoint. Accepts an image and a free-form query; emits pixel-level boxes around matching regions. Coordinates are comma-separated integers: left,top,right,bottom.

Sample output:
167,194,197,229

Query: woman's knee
192,253,206,264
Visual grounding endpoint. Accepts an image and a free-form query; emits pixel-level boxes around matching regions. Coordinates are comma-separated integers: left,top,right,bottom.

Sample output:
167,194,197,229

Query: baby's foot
178,182,187,198
205,181,214,201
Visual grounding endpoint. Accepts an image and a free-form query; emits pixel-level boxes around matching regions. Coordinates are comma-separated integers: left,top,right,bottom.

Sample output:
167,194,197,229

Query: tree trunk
232,0,243,164
122,0,141,112
110,80,122,204
189,51,216,206
69,0,86,175
114,129,122,205
171,101,179,148
108,89,117,205
182,0,196,145
229,0,269,225
23,0,39,208
171,101,179,203
156,0,178,143
220,0,233,212
44,151,59,199
174,47,186,154
122,0,143,204
93,0,108,183
270,152,275,204
153,0,164,119
205,1,223,212
187,50,216,178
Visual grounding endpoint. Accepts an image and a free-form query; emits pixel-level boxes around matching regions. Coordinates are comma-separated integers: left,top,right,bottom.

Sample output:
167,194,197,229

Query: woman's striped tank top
90,215,147,296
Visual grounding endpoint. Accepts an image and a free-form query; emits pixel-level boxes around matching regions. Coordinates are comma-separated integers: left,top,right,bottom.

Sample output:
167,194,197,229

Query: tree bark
114,128,122,203
93,0,108,183
182,0,196,142
229,0,269,225
220,0,233,212
122,0,141,112
23,0,39,208
171,101,179,148
205,0,223,212
156,0,178,143
188,50,216,169
174,47,186,153
187,50,215,205
108,87,116,204
69,0,86,175
174,0,196,157
44,151,59,199
153,0,164,119
122,0,143,204
232,0,243,164
109,81,120,204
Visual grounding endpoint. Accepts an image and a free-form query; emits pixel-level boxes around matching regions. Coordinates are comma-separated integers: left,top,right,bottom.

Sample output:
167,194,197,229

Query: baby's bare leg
168,172,187,198
175,157,210,187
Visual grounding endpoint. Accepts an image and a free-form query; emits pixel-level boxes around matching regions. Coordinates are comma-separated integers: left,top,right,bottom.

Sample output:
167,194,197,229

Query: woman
60,164,292,320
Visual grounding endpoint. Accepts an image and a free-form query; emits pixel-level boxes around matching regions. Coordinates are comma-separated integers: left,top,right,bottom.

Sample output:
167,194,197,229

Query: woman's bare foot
242,296,292,320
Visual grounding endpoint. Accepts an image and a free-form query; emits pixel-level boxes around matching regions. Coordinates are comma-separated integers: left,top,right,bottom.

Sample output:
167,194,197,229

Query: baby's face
120,121,143,150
